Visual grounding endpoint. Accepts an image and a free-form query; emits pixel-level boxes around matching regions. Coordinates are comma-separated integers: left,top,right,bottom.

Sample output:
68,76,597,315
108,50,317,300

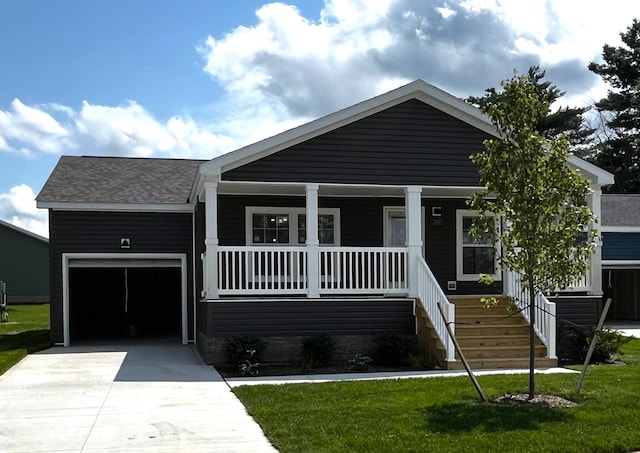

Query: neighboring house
601,194,640,320
0,219,49,303
36,80,614,369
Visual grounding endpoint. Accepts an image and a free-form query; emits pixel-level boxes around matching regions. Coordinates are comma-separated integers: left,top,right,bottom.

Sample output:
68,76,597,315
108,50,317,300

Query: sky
0,0,638,238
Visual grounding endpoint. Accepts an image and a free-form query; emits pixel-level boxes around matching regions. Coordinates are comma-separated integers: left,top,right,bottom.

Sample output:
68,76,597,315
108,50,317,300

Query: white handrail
504,268,557,359
415,258,456,362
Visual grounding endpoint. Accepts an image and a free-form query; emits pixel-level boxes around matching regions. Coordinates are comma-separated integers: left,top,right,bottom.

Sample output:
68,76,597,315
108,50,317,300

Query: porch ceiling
216,181,483,198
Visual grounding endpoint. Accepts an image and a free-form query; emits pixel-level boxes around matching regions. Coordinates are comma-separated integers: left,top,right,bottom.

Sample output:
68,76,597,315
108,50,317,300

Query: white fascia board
568,154,615,186
601,226,640,233
199,80,498,177
36,201,194,213
0,218,48,243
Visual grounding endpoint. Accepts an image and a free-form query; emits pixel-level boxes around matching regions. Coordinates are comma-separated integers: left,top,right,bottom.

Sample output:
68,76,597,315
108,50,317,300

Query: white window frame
245,207,341,246
456,209,501,282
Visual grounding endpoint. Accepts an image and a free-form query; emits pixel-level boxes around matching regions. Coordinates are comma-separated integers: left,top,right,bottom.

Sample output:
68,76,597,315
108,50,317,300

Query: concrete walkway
0,342,277,453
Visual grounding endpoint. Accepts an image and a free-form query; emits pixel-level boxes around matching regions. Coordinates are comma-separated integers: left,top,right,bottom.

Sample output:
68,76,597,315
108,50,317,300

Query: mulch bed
495,393,578,408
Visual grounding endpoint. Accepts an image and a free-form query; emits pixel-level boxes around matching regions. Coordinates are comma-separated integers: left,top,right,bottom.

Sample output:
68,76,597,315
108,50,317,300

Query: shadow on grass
0,330,51,353
423,401,573,433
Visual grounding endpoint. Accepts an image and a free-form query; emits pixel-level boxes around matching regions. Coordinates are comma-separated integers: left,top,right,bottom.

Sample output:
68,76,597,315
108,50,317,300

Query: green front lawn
0,304,51,375
234,340,640,453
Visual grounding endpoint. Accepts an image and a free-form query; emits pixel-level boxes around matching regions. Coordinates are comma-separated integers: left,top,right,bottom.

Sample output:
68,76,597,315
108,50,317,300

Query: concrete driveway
0,342,277,453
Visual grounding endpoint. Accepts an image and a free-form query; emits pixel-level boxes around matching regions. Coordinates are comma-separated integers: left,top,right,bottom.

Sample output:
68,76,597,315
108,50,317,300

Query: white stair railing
415,258,456,362
504,269,557,359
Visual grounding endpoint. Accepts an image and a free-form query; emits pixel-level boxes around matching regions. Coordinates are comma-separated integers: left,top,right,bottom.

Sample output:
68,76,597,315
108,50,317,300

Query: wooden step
456,314,528,326
447,357,558,370
457,345,548,360
456,334,535,348
454,324,531,337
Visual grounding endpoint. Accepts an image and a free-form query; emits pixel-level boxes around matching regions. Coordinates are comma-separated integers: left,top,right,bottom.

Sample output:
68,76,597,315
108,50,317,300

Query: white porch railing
217,246,408,296
415,257,456,362
504,269,557,359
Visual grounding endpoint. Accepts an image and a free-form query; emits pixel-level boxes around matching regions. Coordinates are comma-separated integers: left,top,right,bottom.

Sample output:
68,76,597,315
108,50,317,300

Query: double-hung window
246,207,340,246
456,210,500,281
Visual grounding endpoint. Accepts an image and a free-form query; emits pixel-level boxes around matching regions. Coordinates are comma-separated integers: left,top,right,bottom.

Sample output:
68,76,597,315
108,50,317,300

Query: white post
306,184,320,298
589,187,603,295
204,181,219,299
405,186,423,297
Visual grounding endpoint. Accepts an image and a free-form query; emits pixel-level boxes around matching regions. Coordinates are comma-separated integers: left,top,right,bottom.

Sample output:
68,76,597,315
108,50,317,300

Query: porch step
447,357,559,370
445,295,557,370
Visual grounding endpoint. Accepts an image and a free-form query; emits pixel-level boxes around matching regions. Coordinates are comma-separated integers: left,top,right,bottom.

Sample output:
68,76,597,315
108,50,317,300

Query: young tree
468,74,598,398
467,66,595,149
588,19,640,193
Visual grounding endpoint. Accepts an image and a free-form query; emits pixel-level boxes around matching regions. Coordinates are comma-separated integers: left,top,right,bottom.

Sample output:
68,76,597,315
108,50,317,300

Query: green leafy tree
468,74,598,398
467,65,595,148
588,19,640,193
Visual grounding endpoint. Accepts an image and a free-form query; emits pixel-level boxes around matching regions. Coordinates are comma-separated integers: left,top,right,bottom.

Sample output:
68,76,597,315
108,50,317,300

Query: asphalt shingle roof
37,156,206,204
601,194,640,227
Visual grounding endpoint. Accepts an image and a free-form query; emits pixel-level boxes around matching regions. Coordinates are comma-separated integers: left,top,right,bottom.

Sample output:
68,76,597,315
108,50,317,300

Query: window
456,210,500,281
246,207,340,246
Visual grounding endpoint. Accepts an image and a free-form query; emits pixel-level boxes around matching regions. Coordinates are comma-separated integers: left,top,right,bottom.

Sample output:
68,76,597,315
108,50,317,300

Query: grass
234,340,640,453
0,304,51,375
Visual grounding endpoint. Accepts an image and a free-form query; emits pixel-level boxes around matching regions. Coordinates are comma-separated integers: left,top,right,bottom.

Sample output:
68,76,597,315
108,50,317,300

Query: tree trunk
528,280,536,399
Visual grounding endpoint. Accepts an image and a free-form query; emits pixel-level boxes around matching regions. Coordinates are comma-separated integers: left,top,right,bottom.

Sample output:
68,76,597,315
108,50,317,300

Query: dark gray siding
424,198,503,295
602,232,640,260
49,210,194,344
200,299,415,337
216,195,500,296
223,100,490,186
0,225,49,301
551,295,602,330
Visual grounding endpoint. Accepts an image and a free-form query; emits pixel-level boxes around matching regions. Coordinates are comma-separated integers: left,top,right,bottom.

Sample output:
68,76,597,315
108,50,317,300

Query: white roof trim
37,201,194,213
568,154,614,186
0,218,48,243
200,79,498,177
601,226,640,233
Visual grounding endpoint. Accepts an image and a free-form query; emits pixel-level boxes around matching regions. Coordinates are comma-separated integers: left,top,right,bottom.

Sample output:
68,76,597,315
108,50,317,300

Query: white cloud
0,99,70,155
0,184,49,238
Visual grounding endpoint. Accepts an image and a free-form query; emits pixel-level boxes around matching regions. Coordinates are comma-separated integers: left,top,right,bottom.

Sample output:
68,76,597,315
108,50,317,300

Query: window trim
456,209,501,282
245,206,341,246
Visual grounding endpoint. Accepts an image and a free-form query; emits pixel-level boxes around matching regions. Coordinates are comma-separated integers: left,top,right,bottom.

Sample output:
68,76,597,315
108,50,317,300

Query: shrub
372,331,416,366
301,333,336,369
222,335,268,368
558,326,630,364
348,353,372,372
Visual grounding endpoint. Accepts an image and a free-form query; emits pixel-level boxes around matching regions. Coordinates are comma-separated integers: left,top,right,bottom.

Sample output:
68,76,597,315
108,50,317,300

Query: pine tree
467,66,595,148
588,19,640,193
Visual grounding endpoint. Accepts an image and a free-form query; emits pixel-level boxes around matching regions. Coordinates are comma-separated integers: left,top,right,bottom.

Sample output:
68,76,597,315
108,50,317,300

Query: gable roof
37,156,205,208
601,194,640,227
200,79,495,177
195,79,614,192
0,218,48,243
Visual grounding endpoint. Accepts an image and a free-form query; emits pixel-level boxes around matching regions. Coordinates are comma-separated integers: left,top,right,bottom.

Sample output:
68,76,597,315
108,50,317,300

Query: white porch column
405,186,423,297
306,184,320,298
204,181,219,299
589,187,603,295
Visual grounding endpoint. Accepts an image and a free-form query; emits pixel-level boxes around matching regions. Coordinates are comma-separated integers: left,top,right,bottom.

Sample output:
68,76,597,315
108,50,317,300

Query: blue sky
0,0,638,237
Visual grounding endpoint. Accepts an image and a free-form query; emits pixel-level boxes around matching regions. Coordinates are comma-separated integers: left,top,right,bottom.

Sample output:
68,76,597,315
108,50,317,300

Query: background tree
467,65,595,149
468,74,598,399
587,19,640,193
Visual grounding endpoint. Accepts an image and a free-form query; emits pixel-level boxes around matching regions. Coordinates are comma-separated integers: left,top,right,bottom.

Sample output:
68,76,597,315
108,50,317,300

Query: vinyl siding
602,232,640,261
200,298,415,337
223,99,490,186
48,210,194,344
0,225,49,300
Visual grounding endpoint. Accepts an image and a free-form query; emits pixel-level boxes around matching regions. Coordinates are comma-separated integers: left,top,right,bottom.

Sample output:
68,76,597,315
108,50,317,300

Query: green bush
222,335,268,368
301,333,336,369
372,331,416,366
558,326,630,364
